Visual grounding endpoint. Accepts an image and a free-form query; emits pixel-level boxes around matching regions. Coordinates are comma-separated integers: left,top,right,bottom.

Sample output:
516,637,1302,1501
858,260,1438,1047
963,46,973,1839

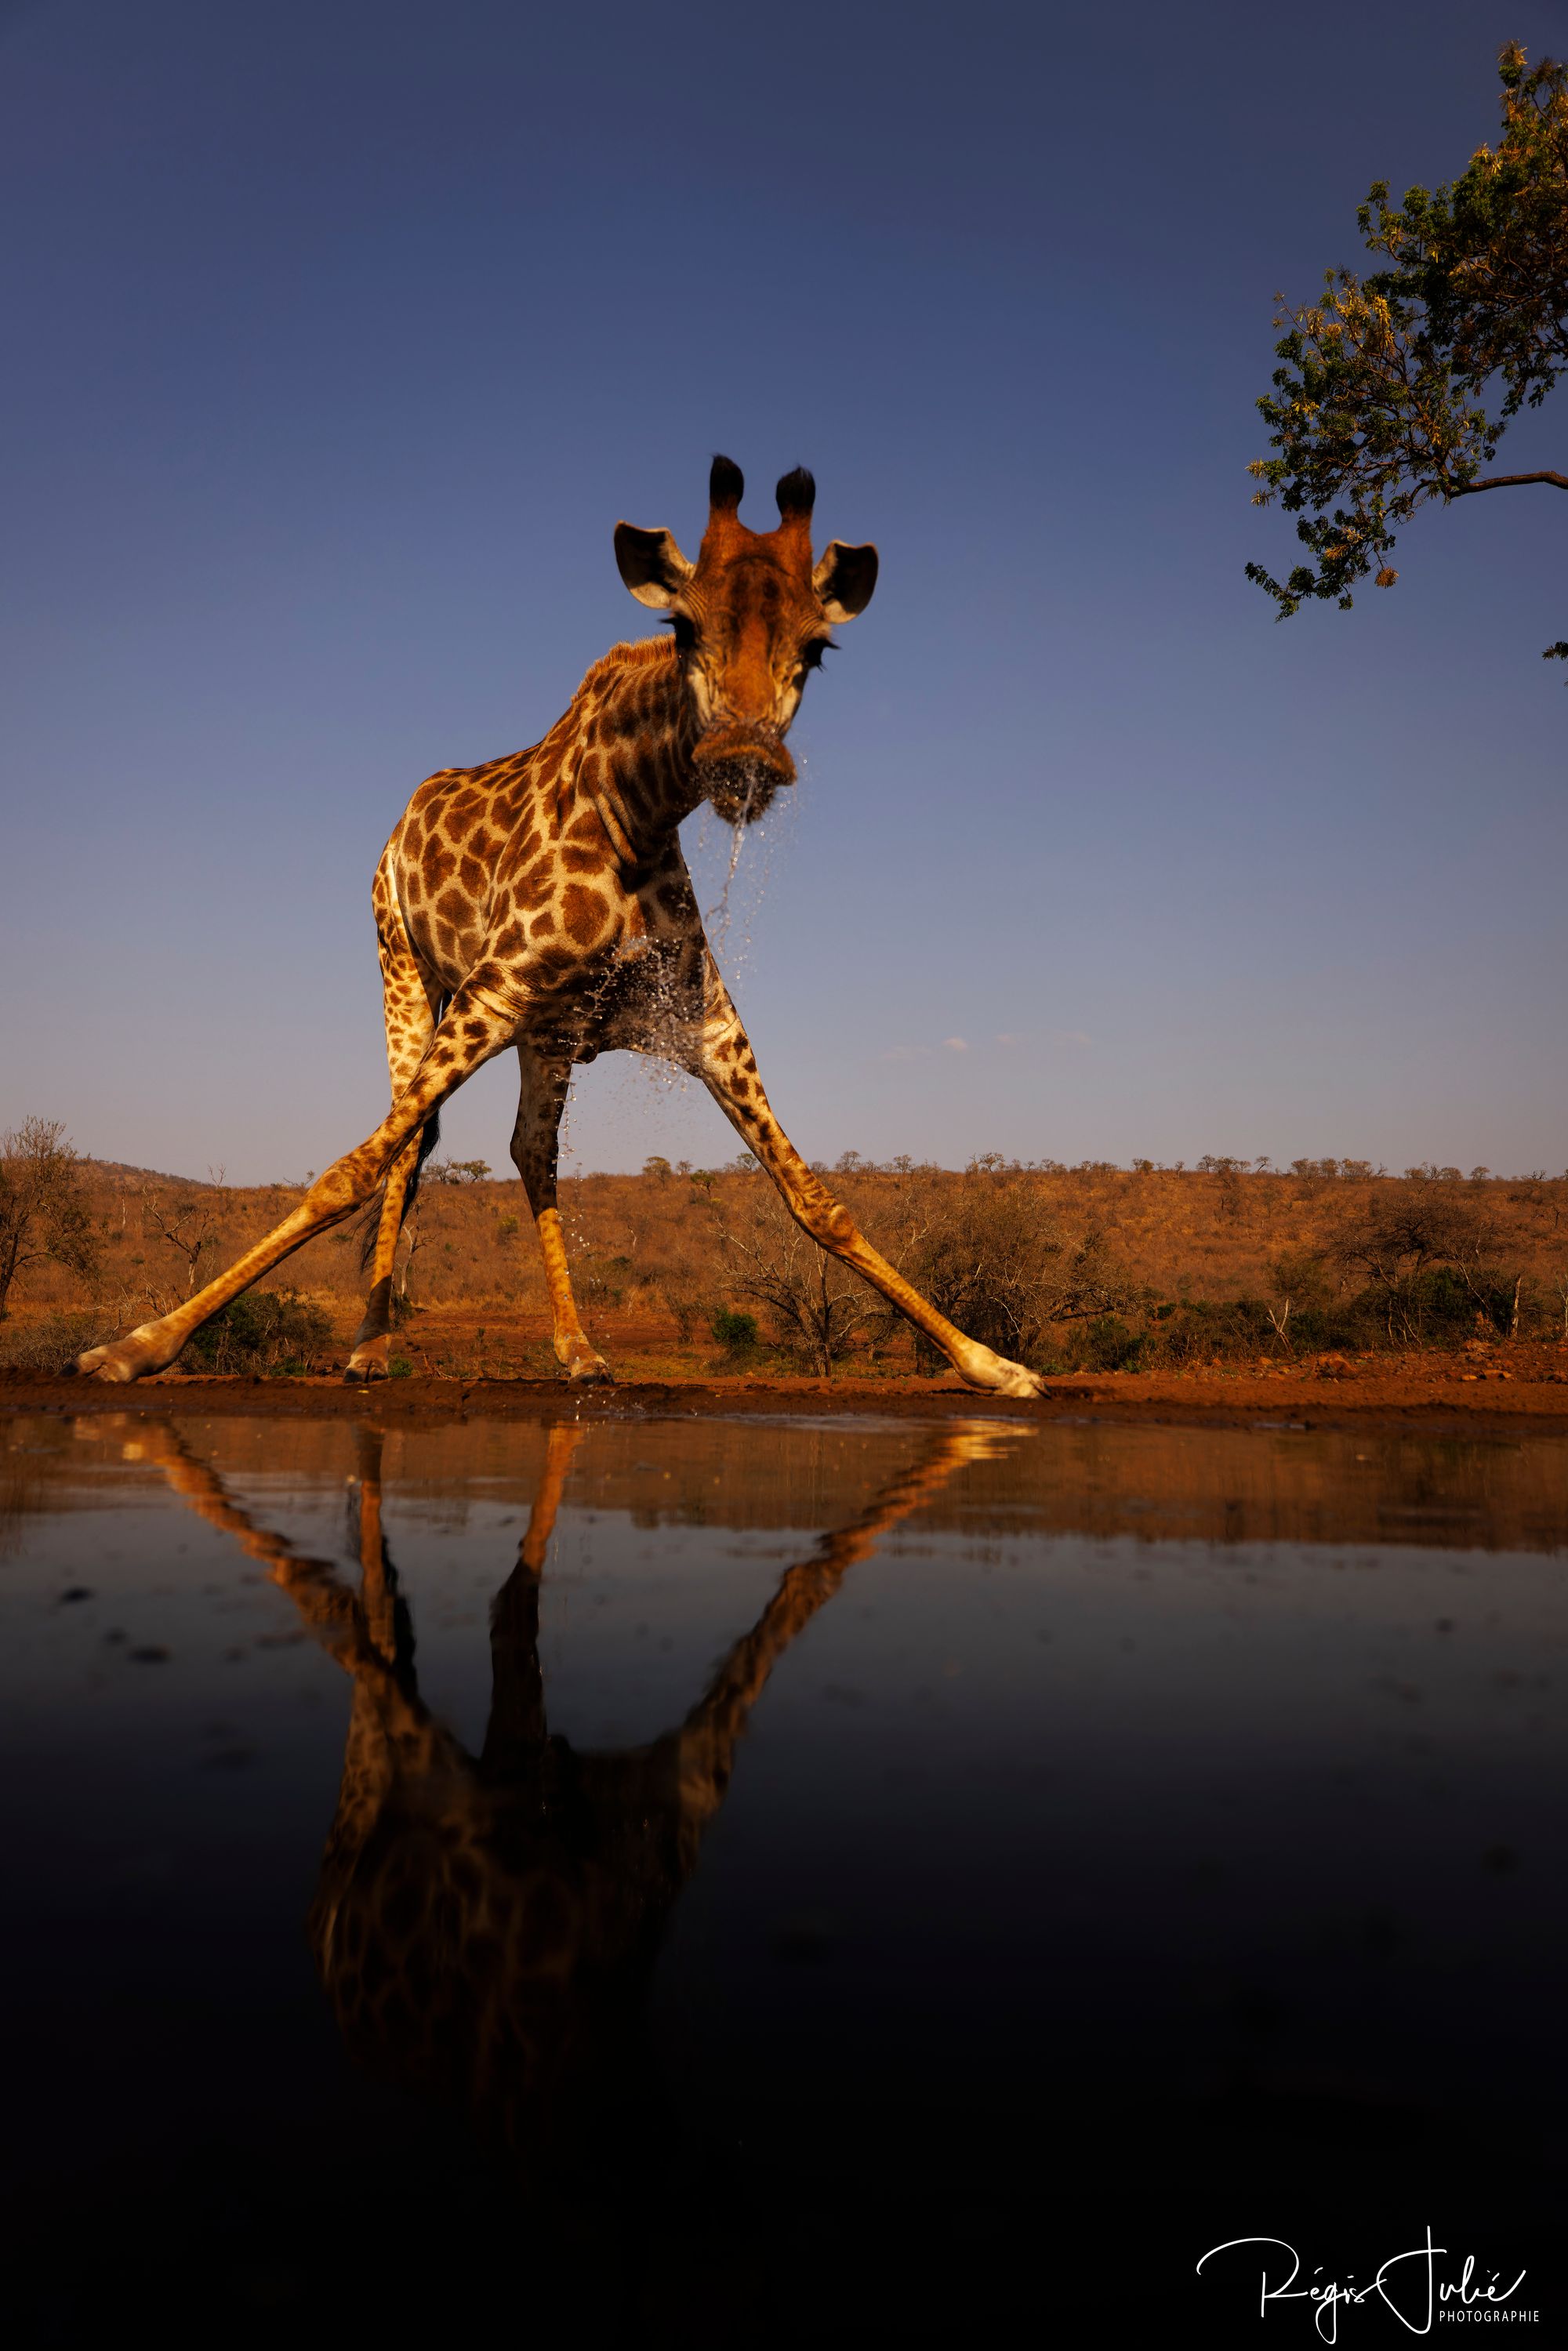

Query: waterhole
2,1409,1562,2340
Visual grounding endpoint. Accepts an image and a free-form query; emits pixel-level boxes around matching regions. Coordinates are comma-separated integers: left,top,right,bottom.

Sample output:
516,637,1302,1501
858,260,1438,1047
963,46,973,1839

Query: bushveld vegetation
0,1119,97,1322
2,1136,1566,1381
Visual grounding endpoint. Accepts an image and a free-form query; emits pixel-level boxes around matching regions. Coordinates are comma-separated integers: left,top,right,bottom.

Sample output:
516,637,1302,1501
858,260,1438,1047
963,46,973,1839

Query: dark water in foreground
1,1408,1563,2345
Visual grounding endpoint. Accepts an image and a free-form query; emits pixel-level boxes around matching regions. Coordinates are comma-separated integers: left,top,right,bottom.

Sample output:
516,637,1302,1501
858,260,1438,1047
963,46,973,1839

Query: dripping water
564,764,801,1164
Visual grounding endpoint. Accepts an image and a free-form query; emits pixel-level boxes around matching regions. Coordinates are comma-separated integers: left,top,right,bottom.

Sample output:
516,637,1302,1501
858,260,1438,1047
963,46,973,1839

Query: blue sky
2,0,1565,1179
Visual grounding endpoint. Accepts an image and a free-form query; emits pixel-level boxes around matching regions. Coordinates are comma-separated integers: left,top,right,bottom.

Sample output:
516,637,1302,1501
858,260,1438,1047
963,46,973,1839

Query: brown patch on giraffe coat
560,886,608,945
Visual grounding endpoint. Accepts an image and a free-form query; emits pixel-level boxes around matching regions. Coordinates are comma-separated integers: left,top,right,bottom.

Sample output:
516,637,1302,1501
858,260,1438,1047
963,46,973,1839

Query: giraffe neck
575,638,704,865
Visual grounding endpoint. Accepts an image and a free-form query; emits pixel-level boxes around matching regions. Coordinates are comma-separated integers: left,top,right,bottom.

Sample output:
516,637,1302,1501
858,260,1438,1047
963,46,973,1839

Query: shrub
0,1310,109,1371
708,1187,885,1376
1150,1295,1308,1365
1076,1314,1145,1372
893,1169,1137,1371
180,1290,334,1373
710,1306,760,1357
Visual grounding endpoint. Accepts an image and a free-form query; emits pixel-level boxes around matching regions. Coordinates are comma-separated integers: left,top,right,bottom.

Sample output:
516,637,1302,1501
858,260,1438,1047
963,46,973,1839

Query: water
2,1407,1563,2342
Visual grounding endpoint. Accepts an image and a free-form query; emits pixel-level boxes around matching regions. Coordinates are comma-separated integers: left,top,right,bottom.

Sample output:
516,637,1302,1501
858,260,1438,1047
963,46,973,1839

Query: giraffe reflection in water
128,1414,1016,2163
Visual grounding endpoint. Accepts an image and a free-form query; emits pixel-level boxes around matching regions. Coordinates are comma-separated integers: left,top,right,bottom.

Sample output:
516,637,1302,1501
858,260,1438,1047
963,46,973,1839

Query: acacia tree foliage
0,1119,98,1319
1248,43,1568,660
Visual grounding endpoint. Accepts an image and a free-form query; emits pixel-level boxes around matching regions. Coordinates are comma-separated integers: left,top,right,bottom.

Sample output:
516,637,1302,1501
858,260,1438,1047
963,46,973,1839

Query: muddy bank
5,1366,1568,1435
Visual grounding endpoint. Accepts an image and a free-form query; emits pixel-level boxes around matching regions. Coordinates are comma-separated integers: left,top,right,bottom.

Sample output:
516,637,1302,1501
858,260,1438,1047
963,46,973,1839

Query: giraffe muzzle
691,721,796,825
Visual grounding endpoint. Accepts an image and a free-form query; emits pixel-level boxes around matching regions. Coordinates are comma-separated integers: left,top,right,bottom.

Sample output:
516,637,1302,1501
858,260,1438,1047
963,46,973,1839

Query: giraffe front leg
75,985,519,1384
685,980,1047,1400
510,1044,612,1384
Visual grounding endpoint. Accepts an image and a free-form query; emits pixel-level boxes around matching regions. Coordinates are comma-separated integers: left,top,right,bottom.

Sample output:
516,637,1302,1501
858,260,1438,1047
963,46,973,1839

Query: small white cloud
994,1032,1022,1047
943,1036,968,1053
1051,1028,1091,1048
881,1043,926,1063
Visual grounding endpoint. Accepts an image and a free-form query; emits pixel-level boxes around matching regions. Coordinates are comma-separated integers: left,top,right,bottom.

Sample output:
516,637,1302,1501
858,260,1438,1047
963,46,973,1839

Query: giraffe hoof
74,1330,168,1384
960,1351,1047,1400
344,1339,390,1383
564,1350,614,1386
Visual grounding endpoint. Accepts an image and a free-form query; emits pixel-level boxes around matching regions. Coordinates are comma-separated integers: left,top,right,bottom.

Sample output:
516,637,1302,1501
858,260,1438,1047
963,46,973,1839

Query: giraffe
76,457,1047,1398
113,1411,1018,2161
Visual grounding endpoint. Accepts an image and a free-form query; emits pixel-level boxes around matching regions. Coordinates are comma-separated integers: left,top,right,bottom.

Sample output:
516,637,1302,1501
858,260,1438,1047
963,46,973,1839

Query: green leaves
1249,43,1568,640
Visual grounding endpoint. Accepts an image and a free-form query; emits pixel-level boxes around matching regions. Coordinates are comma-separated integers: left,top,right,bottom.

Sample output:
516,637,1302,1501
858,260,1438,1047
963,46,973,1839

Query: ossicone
709,454,745,513
775,466,816,521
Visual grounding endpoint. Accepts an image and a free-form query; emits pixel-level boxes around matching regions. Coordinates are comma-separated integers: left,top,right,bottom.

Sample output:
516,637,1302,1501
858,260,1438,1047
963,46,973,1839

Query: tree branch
1454,469,1568,492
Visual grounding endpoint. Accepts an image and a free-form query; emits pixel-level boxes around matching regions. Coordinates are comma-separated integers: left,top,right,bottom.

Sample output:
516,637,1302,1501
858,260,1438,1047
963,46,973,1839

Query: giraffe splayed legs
77,456,1047,1399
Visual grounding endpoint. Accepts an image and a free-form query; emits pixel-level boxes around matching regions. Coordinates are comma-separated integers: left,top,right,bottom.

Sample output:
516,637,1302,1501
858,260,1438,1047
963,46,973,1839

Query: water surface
2,1410,1562,2341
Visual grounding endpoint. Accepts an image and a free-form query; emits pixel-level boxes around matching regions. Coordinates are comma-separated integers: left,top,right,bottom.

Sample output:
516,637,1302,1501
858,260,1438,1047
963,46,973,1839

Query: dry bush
870,1162,1138,1371
0,1120,97,1319
136,1175,226,1297
0,1309,111,1372
180,1290,336,1374
1333,1181,1521,1344
705,1178,888,1375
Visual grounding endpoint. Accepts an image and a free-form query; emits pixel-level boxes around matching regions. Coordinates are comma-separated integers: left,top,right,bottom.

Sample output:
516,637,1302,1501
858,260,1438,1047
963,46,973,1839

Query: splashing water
692,753,800,971
575,768,800,1154
707,797,750,956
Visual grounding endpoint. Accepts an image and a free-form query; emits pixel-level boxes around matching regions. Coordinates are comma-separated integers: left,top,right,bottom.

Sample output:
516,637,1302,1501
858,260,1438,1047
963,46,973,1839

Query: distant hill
82,1159,216,1188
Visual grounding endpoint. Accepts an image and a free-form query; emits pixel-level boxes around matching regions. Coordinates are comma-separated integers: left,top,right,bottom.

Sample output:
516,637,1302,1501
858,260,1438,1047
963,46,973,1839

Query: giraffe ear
812,539,879,624
614,524,694,610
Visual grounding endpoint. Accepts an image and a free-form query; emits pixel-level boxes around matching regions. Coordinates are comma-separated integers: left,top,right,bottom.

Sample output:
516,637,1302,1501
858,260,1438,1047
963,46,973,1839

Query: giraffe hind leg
343,1112,441,1381
510,1045,612,1385
343,873,442,1384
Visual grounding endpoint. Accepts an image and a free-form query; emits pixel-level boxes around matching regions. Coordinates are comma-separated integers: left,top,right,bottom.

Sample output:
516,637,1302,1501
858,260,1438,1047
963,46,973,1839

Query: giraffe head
614,455,878,823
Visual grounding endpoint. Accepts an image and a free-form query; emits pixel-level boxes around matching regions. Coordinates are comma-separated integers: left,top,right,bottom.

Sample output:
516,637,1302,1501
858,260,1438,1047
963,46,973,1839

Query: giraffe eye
800,639,834,673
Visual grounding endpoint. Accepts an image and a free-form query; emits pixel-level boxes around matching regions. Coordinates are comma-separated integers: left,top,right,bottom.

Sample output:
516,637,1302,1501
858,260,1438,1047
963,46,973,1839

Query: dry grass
3,1156,1565,1380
